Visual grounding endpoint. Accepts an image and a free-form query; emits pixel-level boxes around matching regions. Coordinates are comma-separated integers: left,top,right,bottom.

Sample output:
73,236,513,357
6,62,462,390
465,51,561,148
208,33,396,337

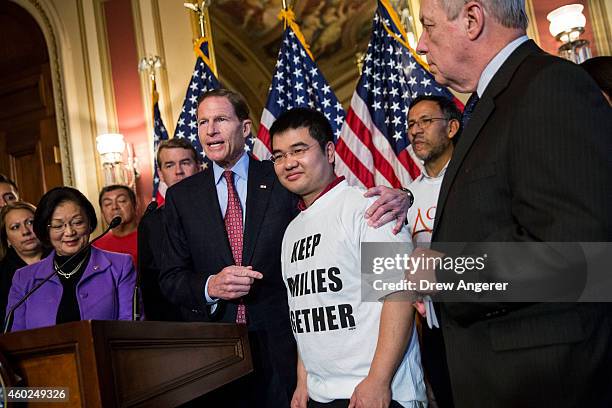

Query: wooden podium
0,321,252,407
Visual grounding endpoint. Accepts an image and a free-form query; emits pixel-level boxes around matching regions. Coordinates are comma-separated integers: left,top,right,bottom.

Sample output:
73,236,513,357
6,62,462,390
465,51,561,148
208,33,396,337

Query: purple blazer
6,247,136,332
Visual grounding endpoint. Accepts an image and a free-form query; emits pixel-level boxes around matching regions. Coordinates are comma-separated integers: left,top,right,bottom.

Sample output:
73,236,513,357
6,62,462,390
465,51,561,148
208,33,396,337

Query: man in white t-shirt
406,95,461,408
406,95,461,246
270,108,426,408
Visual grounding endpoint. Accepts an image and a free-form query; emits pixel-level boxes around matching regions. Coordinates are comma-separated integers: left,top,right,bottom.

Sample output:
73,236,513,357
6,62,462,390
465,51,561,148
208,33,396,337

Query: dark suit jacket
432,40,612,407
160,156,298,406
138,206,180,321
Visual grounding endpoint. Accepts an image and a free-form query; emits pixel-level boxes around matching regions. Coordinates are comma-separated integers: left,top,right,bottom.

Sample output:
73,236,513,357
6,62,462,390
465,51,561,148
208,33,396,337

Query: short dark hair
196,89,250,121
269,108,334,152
156,138,200,168
98,185,136,208
409,95,463,143
34,187,97,246
0,174,18,193
581,56,612,98
0,201,37,260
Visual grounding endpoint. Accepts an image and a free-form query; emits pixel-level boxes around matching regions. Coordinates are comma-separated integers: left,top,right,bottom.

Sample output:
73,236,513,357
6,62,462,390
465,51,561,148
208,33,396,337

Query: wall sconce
547,4,592,64
400,7,417,50
96,133,139,190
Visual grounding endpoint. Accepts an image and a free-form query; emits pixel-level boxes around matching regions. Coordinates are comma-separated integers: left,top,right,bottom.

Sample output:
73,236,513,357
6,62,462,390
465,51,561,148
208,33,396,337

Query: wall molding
12,0,74,186
93,0,118,136
151,0,174,130
525,0,541,47
589,0,611,55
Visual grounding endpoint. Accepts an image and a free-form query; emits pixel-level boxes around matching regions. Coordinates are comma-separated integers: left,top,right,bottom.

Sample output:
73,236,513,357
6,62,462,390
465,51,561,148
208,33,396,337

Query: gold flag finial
183,1,218,77
138,55,163,82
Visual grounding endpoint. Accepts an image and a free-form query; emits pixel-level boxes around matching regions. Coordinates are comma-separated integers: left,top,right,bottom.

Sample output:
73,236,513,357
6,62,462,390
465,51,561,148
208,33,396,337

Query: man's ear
326,141,336,164
448,119,461,140
157,170,166,185
464,1,485,41
242,119,252,137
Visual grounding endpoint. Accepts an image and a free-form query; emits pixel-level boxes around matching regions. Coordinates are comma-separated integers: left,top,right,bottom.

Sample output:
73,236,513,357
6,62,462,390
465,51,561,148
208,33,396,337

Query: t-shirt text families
287,233,356,334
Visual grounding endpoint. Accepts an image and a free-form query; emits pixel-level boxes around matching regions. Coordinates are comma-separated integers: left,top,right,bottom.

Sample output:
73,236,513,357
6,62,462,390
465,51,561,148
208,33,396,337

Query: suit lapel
242,157,273,266
77,247,110,286
433,40,541,237
200,168,235,266
433,98,495,234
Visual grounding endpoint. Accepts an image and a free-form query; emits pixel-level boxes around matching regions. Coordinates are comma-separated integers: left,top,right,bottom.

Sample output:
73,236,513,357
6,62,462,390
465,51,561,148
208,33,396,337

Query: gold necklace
54,255,88,279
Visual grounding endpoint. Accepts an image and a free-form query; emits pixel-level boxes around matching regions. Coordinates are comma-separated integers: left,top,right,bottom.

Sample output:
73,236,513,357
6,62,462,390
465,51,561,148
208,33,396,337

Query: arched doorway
0,1,63,205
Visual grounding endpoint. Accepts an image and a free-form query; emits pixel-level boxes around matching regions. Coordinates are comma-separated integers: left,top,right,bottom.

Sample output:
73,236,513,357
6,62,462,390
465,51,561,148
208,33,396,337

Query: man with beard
406,95,461,245
405,95,460,408
409,0,612,406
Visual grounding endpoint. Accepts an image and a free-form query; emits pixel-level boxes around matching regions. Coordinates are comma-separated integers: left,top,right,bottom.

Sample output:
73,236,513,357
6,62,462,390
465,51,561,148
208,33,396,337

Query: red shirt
93,229,138,267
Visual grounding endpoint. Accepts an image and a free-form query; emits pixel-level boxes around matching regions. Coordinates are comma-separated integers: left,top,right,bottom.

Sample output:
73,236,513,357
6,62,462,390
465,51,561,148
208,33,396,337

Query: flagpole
184,1,218,78
254,0,345,161
138,56,163,122
202,1,218,78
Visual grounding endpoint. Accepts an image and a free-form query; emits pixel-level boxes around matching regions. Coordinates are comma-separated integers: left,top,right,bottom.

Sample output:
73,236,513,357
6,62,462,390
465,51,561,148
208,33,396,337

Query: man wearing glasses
270,107,426,408
405,95,461,408
160,89,412,407
406,95,461,245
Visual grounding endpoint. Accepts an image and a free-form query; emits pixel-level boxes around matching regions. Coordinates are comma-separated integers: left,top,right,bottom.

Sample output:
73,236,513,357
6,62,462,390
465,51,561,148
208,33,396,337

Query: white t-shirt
406,163,448,245
281,180,426,405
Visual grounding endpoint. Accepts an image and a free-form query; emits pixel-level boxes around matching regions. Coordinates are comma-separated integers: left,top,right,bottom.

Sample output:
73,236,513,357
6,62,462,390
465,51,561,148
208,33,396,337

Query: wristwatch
399,187,413,226
399,187,414,208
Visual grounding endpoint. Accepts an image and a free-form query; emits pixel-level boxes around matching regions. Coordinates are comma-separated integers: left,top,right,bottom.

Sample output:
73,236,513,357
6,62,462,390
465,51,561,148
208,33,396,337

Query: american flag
254,10,345,160
152,78,169,205
173,37,220,163
336,0,456,188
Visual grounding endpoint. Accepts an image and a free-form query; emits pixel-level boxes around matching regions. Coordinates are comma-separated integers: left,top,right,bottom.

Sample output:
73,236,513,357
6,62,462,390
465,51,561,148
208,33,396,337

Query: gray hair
440,0,528,30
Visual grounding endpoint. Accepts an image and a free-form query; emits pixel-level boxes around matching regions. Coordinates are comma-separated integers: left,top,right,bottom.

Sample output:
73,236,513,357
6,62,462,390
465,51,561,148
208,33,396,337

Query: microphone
132,201,158,320
108,215,122,229
3,216,122,333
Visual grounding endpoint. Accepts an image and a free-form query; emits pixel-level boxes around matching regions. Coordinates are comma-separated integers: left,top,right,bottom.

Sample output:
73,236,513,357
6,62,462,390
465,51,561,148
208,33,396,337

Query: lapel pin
260,184,267,189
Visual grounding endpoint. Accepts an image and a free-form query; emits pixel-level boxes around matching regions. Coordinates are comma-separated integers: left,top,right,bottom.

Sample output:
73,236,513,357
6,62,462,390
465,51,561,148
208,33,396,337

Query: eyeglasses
270,144,315,165
407,117,448,131
48,218,88,234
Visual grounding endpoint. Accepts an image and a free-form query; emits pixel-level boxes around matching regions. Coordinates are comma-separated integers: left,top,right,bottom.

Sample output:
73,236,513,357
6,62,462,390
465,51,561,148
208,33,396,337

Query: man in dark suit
138,138,201,321
160,89,412,407
412,0,612,407
160,89,296,407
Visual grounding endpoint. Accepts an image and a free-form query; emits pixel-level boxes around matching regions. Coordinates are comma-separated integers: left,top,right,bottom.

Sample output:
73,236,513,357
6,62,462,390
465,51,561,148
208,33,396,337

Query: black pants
308,400,405,408
419,305,454,408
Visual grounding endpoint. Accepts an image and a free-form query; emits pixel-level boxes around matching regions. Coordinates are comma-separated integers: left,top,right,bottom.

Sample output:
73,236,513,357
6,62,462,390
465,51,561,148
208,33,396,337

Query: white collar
212,152,250,184
418,159,450,181
477,35,529,97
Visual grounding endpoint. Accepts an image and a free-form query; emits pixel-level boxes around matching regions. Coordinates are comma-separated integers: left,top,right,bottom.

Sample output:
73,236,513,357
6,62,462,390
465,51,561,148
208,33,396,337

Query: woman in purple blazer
6,187,136,332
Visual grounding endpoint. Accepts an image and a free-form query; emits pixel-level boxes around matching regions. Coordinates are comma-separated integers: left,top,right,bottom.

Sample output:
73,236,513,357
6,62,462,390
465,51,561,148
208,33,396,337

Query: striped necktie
462,92,480,128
